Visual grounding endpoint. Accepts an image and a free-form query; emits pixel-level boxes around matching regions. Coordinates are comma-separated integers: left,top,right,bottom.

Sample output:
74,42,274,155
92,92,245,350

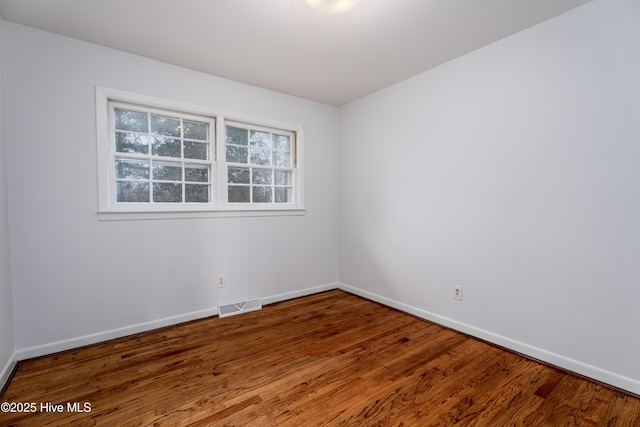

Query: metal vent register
218,298,262,318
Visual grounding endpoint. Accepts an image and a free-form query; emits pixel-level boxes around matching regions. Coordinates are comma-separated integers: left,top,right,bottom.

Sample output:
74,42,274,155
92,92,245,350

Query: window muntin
225,122,295,205
110,103,214,206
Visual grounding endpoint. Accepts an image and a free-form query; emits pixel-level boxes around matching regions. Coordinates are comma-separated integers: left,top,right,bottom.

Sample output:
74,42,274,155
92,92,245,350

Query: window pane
183,120,208,140
250,148,271,165
153,183,182,202
274,170,291,186
115,159,149,179
273,134,290,151
152,137,181,158
274,187,292,203
153,161,182,181
117,181,150,202
151,115,180,137
273,151,290,167
253,186,272,203
115,132,149,154
227,146,248,163
184,141,208,160
252,169,272,185
115,109,148,132
228,167,250,184
185,184,209,203
185,164,209,182
227,126,248,145
228,186,250,203
250,130,270,148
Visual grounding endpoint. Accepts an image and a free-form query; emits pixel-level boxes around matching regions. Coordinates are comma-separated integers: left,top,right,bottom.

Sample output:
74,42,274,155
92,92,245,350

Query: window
96,87,304,220
111,104,214,205
225,122,295,205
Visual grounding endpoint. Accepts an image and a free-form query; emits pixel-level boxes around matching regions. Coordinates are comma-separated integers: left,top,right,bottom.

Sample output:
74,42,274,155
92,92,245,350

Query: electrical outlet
217,275,226,288
453,285,463,301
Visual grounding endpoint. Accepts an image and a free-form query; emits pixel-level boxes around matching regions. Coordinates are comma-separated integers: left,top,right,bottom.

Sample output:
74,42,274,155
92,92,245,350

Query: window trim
96,87,305,220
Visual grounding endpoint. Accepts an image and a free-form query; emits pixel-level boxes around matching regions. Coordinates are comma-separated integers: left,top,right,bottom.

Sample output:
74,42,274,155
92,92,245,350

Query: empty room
1,0,639,425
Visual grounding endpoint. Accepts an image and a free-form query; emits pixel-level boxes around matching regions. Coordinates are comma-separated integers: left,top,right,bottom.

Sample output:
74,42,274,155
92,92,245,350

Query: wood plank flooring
2,290,639,426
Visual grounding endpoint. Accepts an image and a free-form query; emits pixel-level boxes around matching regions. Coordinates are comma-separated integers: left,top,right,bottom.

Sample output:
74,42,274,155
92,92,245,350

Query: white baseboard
261,282,338,306
1,352,17,392
338,283,640,396
16,283,340,361
16,306,219,360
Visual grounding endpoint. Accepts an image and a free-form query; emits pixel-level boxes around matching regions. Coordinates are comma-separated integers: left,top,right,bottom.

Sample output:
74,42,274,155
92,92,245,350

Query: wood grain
1,290,639,426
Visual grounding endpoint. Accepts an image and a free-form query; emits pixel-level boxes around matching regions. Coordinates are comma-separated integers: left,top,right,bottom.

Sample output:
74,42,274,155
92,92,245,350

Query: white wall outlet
453,285,463,301
217,275,226,288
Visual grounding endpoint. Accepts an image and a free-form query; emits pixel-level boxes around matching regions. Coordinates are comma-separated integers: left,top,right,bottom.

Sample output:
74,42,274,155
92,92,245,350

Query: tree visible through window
111,104,214,204
97,87,304,219
96,87,304,220
226,123,295,204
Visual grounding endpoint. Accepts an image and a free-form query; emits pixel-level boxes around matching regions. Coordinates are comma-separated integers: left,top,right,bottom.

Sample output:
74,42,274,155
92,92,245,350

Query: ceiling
0,0,592,106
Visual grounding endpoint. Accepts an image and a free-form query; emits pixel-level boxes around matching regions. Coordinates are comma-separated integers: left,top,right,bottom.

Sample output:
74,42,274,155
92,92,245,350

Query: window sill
98,208,306,221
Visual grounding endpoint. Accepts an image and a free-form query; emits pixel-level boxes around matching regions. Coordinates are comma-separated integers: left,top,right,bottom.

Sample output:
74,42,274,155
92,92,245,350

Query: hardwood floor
2,290,639,426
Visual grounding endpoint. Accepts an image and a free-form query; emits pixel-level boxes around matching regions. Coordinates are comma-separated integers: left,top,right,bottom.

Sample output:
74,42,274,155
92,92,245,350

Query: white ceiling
0,0,592,106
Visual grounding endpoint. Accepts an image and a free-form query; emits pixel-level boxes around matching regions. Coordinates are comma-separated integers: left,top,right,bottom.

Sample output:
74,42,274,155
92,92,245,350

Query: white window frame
224,120,298,208
107,101,217,210
96,87,305,220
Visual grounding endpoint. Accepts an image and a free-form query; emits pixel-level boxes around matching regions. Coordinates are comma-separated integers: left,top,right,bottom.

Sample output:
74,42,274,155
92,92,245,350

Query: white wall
0,17,17,388
4,22,340,356
339,0,640,394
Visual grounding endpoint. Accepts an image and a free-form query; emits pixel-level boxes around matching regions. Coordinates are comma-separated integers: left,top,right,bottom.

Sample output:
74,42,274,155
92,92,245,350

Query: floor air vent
218,298,262,318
